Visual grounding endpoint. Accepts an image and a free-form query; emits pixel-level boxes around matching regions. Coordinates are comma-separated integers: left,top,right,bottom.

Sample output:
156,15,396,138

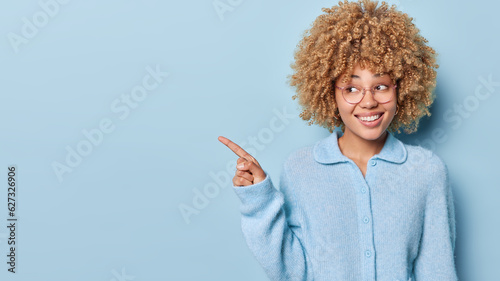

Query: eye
374,84,389,91
345,86,360,93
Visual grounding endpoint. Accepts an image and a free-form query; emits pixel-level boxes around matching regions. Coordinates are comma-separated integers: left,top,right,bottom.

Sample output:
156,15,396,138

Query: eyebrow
350,73,384,79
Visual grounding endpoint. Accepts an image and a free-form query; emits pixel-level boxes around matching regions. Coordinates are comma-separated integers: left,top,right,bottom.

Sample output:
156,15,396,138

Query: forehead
335,61,395,84
337,71,392,83
354,64,387,76
350,73,389,79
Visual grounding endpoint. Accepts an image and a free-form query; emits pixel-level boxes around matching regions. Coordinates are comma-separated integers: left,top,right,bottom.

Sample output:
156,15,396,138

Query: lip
356,112,384,128
354,111,384,117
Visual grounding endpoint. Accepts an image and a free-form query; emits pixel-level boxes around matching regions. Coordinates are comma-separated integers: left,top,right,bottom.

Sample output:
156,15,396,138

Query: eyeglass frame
335,84,398,105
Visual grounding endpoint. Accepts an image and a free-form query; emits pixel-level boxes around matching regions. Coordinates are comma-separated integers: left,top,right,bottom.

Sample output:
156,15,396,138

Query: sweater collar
313,130,407,164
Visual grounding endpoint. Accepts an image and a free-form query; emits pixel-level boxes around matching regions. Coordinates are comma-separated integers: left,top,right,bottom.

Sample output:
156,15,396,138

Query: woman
218,0,457,280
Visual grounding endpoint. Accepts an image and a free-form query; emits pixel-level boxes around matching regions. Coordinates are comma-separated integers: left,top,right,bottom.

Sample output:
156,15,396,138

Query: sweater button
361,187,366,193
365,250,371,257
363,216,369,223
370,160,377,166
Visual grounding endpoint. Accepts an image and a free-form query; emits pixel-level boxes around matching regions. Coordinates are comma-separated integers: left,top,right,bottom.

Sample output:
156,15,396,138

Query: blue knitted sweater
232,130,458,281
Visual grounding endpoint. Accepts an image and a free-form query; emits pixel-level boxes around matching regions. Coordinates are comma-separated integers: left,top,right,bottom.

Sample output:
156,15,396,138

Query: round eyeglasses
335,84,397,104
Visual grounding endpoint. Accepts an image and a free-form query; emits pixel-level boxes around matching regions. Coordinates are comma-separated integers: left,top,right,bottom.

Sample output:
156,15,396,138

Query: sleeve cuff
232,170,279,212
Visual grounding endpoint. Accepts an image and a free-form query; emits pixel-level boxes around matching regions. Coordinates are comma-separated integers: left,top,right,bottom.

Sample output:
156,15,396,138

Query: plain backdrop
0,0,498,280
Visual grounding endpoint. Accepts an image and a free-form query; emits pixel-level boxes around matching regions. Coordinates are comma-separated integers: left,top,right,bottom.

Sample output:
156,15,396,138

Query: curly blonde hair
287,0,438,134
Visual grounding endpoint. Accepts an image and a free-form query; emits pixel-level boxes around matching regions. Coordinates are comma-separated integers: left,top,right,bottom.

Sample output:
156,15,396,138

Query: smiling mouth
356,113,383,122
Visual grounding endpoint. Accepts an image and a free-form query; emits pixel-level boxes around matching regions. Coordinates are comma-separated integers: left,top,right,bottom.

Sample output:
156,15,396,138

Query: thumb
237,160,267,184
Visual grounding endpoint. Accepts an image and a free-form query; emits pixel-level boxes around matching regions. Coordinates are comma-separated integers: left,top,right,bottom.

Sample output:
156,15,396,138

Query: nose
359,89,378,108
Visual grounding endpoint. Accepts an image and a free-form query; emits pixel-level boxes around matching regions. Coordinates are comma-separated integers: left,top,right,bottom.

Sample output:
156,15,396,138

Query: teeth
358,114,381,122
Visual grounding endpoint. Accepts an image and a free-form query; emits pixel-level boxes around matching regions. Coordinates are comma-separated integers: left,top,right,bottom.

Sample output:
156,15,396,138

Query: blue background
0,0,498,280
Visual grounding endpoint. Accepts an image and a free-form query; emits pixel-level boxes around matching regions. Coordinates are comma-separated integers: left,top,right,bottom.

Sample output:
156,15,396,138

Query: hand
218,136,267,187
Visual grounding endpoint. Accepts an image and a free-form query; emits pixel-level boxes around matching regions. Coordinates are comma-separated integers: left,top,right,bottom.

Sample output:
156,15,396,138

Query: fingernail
237,163,244,169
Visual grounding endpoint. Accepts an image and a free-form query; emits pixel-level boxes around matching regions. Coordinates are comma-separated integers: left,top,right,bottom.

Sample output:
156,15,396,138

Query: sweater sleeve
232,164,312,281
413,160,458,281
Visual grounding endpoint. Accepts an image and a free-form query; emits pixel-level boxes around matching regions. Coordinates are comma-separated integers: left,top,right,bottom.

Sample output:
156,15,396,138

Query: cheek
337,104,356,124
387,102,397,114
334,92,351,113
339,105,354,116
383,104,398,121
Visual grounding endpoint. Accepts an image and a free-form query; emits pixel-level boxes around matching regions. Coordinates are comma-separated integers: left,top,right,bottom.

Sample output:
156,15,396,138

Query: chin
346,123,389,142
359,130,387,141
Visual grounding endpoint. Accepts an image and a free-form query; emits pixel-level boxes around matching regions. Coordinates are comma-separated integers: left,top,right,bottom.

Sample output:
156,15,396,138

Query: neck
338,129,388,162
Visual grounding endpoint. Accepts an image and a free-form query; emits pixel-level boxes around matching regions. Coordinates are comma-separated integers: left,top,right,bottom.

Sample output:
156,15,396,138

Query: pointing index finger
218,136,255,163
